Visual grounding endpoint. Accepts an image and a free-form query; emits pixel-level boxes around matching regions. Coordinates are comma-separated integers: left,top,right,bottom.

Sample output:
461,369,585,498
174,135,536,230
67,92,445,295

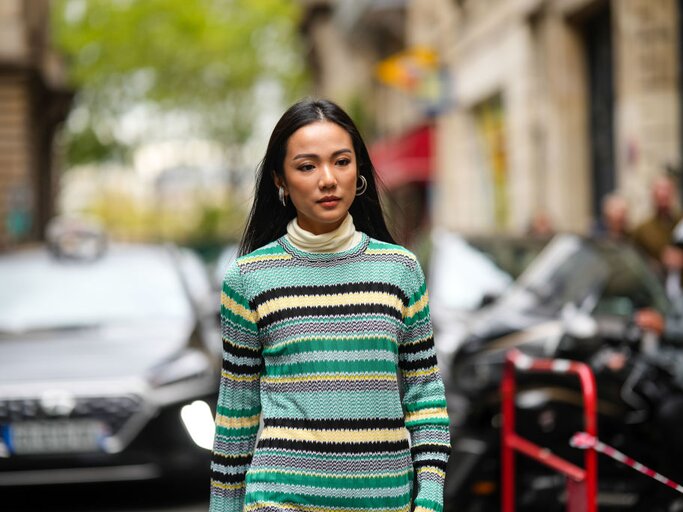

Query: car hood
0,320,197,382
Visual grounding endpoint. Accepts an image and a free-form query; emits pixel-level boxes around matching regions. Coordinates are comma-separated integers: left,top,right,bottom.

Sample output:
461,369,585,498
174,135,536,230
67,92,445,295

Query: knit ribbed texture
209,233,451,512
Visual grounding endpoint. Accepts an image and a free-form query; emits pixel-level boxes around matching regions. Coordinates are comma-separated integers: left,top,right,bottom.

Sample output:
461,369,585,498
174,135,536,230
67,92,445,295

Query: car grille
0,395,144,435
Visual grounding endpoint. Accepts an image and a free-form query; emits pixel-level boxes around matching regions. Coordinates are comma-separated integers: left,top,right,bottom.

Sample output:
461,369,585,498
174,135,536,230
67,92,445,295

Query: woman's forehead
286,121,353,157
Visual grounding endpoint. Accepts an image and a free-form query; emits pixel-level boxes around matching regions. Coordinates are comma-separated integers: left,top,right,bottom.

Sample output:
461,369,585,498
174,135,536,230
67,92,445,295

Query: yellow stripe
405,407,449,423
216,413,260,429
402,366,439,378
366,248,416,261
221,292,258,323
416,466,446,479
257,292,403,318
241,253,292,264
262,373,396,384
404,291,429,318
246,502,409,512
260,426,408,444
221,370,260,382
211,480,245,491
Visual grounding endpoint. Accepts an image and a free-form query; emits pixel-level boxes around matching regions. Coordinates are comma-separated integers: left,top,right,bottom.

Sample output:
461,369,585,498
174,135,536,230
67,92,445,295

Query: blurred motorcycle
442,236,683,511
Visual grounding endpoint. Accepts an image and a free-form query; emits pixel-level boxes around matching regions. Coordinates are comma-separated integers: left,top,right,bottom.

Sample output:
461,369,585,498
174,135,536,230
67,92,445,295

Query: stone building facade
0,0,72,249
299,0,682,237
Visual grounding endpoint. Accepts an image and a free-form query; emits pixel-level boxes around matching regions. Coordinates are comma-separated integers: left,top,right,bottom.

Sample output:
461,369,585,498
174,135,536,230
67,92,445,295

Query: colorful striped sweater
210,233,451,512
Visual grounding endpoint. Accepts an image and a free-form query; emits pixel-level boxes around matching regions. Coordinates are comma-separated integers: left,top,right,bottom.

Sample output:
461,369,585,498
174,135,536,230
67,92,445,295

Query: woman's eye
337,158,351,167
299,164,315,171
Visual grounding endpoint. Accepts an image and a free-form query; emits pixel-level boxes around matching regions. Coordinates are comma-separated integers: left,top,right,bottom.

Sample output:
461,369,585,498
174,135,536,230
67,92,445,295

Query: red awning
369,124,433,190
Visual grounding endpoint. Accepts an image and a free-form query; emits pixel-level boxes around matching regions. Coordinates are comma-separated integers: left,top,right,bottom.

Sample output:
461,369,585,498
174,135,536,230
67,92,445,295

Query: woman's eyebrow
292,148,352,160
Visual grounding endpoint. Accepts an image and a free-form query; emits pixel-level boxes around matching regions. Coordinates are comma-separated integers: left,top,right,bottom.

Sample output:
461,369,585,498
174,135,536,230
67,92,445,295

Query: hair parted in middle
238,97,395,256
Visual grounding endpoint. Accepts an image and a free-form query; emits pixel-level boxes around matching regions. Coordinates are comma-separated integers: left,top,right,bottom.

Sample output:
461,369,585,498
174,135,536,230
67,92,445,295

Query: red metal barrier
501,349,598,512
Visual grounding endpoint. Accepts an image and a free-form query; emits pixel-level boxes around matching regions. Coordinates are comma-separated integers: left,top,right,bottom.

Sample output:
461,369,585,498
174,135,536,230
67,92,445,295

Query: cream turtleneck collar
286,214,362,253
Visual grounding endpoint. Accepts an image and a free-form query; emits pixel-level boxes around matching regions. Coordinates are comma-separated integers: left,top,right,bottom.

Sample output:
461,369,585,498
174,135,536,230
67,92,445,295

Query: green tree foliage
52,0,309,164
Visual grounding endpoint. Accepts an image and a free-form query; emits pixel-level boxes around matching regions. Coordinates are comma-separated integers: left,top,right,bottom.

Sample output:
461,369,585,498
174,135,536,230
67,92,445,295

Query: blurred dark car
0,223,222,487
427,229,550,368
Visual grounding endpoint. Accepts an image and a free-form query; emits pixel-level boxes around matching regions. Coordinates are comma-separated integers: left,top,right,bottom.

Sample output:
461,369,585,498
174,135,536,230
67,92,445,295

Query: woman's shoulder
365,237,420,265
232,239,288,265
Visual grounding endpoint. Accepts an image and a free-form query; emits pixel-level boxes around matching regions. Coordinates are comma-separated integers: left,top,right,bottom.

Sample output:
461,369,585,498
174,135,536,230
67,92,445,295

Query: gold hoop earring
278,186,287,206
356,175,367,196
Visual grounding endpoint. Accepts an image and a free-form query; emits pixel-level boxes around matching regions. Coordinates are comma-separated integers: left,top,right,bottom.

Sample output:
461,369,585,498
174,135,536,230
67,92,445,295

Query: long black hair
238,98,395,256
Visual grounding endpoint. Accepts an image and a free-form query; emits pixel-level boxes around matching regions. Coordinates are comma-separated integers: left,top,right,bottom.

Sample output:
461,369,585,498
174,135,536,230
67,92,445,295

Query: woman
210,98,450,512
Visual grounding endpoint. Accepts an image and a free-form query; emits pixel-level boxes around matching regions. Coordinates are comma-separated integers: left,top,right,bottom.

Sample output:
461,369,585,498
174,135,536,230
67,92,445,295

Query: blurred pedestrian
593,192,631,242
635,219,683,341
527,208,555,238
209,98,450,512
632,174,682,275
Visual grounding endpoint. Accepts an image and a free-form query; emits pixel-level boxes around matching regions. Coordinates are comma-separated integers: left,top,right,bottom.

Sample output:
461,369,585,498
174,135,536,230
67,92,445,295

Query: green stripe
414,498,443,512
246,468,411,489
404,399,447,412
215,425,260,437
263,336,397,356
264,358,397,377
245,490,412,509
216,405,261,417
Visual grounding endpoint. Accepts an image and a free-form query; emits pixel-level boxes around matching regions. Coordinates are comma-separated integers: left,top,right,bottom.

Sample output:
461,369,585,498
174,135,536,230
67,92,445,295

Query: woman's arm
400,263,451,512
210,263,262,512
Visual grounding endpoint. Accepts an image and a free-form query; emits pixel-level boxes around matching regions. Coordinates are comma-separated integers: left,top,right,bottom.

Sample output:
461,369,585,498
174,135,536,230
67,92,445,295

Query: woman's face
277,120,358,235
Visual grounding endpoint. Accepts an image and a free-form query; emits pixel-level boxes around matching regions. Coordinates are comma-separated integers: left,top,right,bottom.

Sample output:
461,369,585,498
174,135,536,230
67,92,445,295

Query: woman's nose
319,164,337,188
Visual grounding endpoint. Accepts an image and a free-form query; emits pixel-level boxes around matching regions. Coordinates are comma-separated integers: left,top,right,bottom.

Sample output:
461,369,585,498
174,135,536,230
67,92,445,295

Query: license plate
2,420,108,455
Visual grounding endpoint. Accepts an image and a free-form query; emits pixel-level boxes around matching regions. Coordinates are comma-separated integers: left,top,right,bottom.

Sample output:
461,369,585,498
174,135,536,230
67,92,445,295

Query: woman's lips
318,196,341,208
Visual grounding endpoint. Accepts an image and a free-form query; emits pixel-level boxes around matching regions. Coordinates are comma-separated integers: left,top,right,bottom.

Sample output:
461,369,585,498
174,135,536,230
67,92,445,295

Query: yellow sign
375,46,439,93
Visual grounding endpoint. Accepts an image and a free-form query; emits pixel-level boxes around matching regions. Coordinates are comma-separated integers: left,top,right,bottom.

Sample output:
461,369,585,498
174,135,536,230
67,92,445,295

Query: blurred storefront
299,0,682,238
0,0,72,249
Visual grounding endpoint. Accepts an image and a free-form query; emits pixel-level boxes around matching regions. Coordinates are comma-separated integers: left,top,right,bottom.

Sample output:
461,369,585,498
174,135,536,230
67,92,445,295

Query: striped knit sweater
210,233,451,512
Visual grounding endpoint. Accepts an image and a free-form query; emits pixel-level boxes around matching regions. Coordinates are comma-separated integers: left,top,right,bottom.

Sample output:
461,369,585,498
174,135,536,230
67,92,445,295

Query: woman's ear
272,171,285,191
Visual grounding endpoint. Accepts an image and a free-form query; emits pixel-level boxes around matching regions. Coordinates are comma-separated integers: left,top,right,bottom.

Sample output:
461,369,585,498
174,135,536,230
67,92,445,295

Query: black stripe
413,459,449,471
256,438,409,454
212,453,253,466
251,282,409,309
399,354,438,372
411,444,452,457
223,340,260,358
257,304,402,329
263,417,405,430
210,469,247,483
399,337,434,355
222,357,263,375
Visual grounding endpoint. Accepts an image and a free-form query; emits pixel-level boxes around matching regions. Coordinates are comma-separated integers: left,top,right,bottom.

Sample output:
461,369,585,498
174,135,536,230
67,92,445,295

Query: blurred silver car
0,226,221,487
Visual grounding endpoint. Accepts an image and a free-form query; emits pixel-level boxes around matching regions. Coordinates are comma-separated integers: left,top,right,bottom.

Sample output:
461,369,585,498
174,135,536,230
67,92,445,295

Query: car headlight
180,400,215,450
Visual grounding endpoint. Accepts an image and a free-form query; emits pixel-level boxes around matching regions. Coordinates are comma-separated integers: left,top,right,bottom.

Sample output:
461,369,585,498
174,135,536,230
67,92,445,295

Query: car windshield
428,230,548,311
0,245,193,334
502,234,671,317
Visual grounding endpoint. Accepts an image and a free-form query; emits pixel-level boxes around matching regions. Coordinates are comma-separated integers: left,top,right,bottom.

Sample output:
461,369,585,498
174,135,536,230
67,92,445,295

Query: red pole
501,352,516,512
500,349,598,512
575,363,598,512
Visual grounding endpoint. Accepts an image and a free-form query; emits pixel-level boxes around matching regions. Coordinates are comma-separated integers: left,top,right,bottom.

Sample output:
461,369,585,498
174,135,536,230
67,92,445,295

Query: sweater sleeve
399,261,451,512
210,262,262,512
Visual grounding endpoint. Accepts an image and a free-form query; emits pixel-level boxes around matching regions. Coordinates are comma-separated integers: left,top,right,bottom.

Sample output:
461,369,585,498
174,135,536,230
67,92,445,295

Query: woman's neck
286,214,361,253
